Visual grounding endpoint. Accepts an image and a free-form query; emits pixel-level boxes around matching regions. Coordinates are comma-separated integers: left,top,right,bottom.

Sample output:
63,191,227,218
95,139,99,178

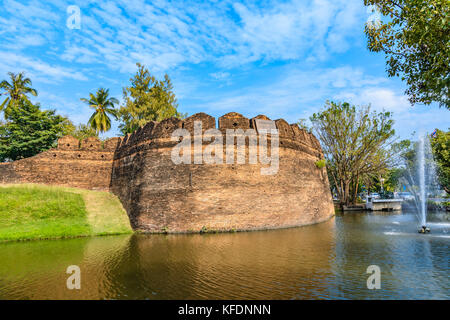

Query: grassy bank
0,184,132,242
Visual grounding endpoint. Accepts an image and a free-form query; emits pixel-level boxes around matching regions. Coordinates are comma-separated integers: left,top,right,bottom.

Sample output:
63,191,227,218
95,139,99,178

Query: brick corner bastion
0,112,335,233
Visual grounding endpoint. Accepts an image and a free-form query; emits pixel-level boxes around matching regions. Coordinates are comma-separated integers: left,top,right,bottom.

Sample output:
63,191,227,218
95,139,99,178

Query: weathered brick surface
81,136,102,151
103,137,121,151
0,112,334,232
218,112,250,130
250,115,271,129
275,119,294,139
0,138,114,190
0,163,20,183
57,136,79,150
184,113,216,134
140,121,158,141
110,144,334,233
152,118,183,139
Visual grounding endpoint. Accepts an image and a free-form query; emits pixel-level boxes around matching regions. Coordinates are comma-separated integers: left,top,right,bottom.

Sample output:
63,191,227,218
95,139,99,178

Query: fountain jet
400,134,439,234
418,226,430,234
418,136,428,233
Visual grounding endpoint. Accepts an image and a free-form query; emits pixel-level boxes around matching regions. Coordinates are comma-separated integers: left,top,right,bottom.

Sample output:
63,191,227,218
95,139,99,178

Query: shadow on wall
108,112,332,233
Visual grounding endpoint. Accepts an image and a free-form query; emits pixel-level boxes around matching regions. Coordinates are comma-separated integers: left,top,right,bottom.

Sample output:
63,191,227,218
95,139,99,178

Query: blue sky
0,0,448,139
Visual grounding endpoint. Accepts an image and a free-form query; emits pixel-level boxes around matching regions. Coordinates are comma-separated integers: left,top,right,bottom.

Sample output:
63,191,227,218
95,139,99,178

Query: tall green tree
310,101,396,206
364,0,449,109
118,63,184,134
0,72,38,118
81,88,118,133
0,100,71,161
431,129,449,194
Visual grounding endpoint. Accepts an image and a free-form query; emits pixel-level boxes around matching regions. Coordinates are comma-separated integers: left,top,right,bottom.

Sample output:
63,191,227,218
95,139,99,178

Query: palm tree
0,72,38,118
81,88,119,133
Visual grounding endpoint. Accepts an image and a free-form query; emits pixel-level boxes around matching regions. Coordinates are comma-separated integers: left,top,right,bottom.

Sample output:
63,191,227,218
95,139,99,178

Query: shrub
315,159,326,169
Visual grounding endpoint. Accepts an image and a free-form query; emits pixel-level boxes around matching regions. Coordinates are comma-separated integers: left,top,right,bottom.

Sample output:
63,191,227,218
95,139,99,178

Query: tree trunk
351,174,359,205
343,180,350,206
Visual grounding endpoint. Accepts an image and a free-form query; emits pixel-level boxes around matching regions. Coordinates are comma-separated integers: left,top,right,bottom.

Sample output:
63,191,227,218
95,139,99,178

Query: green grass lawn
0,184,133,242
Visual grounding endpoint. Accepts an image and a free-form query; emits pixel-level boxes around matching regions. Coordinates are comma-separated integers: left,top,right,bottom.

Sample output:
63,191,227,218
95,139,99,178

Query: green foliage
68,123,99,141
379,190,394,199
380,131,448,194
315,159,326,169
310,101,396,205
60,118,77,137
364,0,449,108
391,138,415,165
431,129,449,193
81,88,119,133
296,118,311,132
118,63,185,135
0,100,72,162
383,167,405,192
161,226,169,234
374,141,415,193
0,72,38,118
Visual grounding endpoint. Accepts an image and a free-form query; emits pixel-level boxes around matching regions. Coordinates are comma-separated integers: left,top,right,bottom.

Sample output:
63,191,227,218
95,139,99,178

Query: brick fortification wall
0,112,334,233
0,136,119,190
110,112,334,233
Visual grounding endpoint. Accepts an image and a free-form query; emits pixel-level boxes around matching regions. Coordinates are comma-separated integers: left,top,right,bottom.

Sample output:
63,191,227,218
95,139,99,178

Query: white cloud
183,65,447,139
334,87,411,112
335,88,450,137
0,52,88,82
189,65,387,118
210,72,231,80
0,0,368,74
1,0,445,140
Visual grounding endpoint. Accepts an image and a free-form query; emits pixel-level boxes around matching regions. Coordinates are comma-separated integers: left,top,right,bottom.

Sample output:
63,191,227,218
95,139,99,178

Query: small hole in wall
78,154,81,158
101,155,104,159
233,122,238,127
53,154,57,157
66,144,70,147
165,126,169,130
90,144,93,148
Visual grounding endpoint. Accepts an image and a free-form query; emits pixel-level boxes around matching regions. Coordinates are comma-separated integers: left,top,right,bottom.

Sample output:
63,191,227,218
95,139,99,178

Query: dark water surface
0,211,448,299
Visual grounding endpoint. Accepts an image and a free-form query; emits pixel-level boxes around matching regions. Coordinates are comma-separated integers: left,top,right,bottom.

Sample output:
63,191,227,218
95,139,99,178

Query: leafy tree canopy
0,72,38,118
0,100,72,162
431,129,449,193
118,63,185,135
364,0,449,108
67,123,99,141
81,88,119,133
310,101,396,206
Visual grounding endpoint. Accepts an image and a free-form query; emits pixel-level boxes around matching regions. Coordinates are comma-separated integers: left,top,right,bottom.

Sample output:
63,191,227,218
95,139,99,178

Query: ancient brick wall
0,136,118,190
0,112,334,232
110,112,334,233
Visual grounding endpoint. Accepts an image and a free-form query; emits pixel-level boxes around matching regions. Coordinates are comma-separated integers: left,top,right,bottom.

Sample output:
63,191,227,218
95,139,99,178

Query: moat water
0,211,448,299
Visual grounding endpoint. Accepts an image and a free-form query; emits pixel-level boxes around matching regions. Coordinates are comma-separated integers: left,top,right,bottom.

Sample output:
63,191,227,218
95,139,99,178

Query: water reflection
0,211,448,299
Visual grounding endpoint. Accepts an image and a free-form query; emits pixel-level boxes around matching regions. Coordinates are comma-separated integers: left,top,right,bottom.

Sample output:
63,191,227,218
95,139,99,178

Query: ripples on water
0,211,448,299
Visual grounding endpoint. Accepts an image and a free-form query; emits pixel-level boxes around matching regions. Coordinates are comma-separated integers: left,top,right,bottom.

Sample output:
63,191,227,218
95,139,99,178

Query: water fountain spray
417,136,430,233
399,134,439,234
